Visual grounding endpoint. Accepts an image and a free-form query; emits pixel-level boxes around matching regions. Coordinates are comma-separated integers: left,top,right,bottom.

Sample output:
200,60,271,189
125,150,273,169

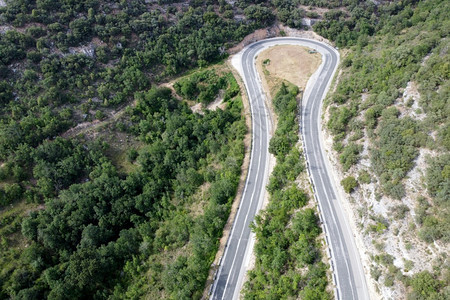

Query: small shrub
376,254,394,266
390,204,410,219
418,216,442,243
374,241,385,251
341,176,358,193
404,259,414,272
408,271,442,299
358,170,371,184
384,274,394,287
127,148,138,162
370,222,387,234
95,110,105,120
333,141,344,153
393,227,399,236
406,98,414,107
371,266,382,281
339,143,362,171
414,196,430,225
405,241,412,251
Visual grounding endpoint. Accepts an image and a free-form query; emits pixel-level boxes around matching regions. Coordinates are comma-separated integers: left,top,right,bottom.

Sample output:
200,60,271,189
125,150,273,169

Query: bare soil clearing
255,45,321,96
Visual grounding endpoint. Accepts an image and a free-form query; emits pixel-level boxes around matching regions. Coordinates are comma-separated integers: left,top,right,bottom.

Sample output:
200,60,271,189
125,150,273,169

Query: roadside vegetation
321,0,449,297
243,83,330,299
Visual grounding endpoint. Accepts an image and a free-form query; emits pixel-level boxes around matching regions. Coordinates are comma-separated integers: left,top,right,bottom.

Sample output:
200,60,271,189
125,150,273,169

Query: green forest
1,69,246,298
1,0,254,297
0,0,449,299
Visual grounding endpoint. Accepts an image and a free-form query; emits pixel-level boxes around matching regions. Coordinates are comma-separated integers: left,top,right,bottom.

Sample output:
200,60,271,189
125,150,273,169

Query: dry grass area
100,130,144,174
255,45,321,97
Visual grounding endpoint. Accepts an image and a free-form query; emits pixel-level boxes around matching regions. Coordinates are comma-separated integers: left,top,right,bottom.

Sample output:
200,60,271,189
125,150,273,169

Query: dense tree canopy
1,65,246,298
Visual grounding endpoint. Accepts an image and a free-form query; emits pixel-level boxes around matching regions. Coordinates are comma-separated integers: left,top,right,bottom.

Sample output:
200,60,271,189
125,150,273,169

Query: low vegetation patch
341,176,358,194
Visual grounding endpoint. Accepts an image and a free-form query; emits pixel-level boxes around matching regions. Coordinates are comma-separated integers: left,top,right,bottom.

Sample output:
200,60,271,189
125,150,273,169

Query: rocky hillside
323,0,449,298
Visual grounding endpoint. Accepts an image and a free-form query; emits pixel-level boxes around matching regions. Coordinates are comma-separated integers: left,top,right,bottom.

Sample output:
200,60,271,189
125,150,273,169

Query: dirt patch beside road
255,45,321,97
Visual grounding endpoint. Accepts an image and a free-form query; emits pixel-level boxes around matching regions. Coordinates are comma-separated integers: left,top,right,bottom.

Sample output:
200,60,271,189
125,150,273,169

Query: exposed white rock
398,81,426,120
0,25,13,34
322,86,449,299
68,44,96,58
301,18,318,27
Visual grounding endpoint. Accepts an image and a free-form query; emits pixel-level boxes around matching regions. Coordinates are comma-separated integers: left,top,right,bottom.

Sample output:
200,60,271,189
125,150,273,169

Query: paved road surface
210,38,369,300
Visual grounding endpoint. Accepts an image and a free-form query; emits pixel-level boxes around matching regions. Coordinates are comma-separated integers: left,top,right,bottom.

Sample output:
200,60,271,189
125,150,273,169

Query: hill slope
321,0,449,298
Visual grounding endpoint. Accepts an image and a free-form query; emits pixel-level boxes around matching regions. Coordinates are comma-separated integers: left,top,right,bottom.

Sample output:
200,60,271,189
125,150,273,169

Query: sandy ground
255,45,321,96
206,90,227,111
191,90,227,114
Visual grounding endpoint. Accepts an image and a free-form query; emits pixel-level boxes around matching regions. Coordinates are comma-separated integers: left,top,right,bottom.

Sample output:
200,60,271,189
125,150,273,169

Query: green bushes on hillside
174,70,227,105
341,176,358,194
1,71,246,298
370,114,426,199
419,154,450,243
0,1,263,295
0,0,262,178
322,0,449,296
326,0,448,206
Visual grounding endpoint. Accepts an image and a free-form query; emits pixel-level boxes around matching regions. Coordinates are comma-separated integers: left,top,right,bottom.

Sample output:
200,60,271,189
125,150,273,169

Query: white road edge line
221,71,264,299
210,37,369,300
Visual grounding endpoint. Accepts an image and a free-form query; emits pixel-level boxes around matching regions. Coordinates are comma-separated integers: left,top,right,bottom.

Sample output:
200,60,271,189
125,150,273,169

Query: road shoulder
201,60,253,299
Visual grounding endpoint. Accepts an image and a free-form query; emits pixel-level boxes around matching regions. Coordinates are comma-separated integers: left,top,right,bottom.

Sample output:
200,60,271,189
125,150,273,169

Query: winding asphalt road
210,38,369,300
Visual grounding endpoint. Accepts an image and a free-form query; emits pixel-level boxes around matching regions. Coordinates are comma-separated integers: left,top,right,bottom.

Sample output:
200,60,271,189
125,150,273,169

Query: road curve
210,37,369,300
